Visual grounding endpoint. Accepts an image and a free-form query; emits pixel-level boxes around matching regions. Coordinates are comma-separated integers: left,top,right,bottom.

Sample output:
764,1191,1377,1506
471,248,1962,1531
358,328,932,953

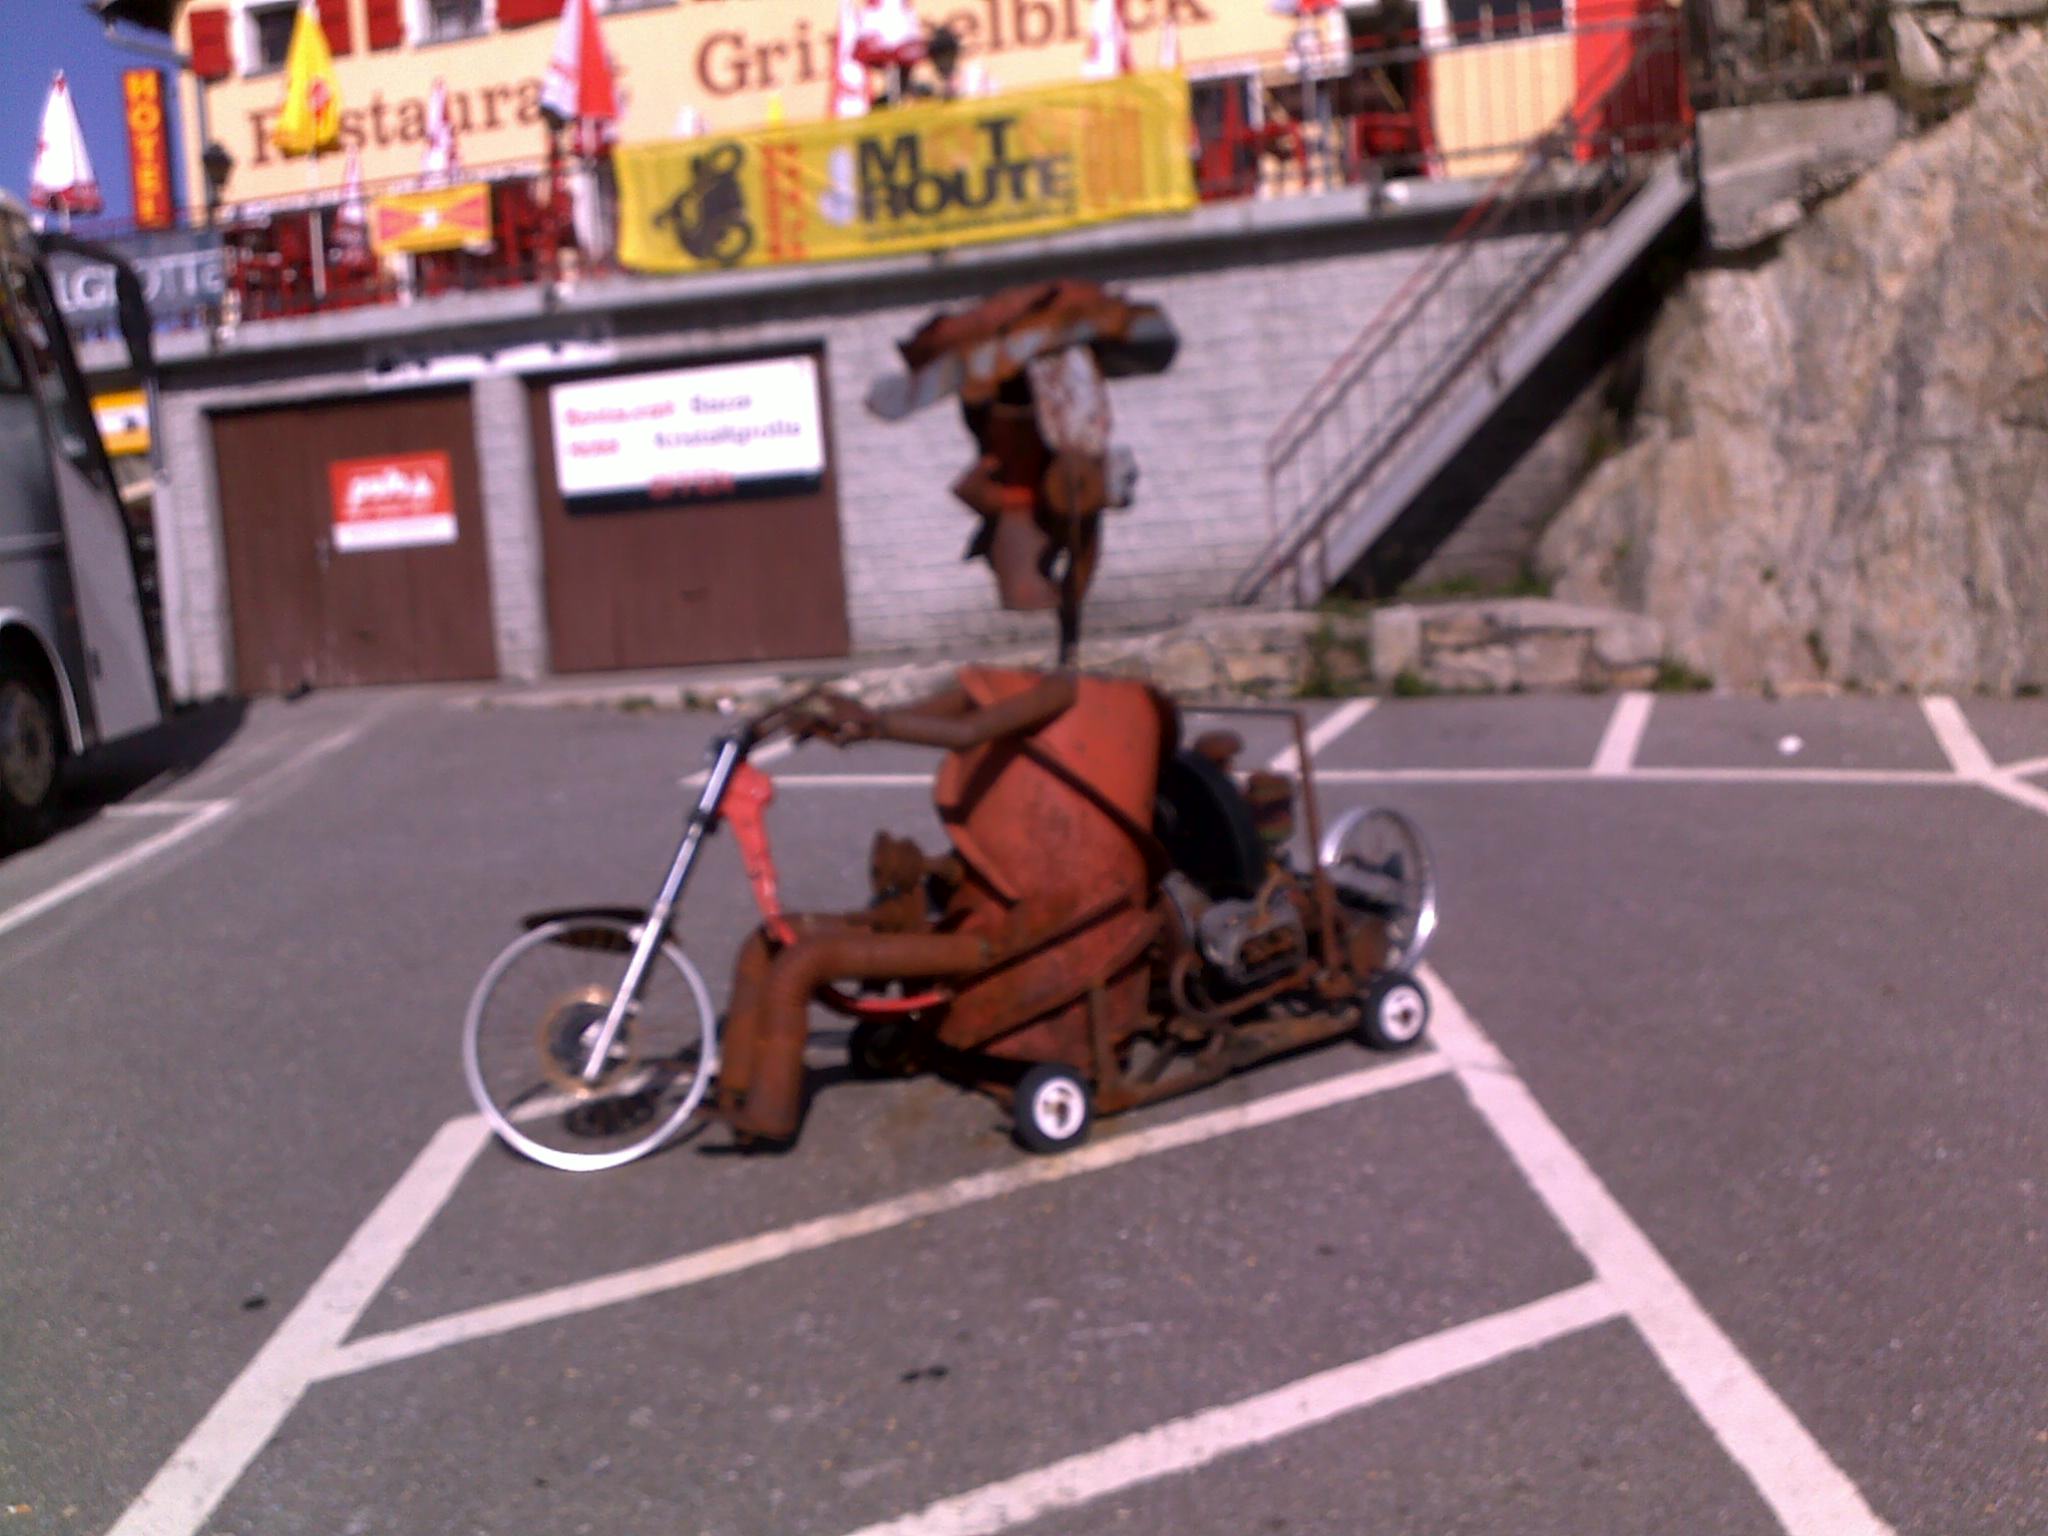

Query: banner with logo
615,72,1195,276
122,70,176,231
369,183,493,256
47,228,224,338
548,355,827,512
328,451,459,551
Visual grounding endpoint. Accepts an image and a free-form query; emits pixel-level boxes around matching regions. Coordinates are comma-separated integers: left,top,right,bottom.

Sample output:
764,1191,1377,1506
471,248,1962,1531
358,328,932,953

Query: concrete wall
135,189,1483,700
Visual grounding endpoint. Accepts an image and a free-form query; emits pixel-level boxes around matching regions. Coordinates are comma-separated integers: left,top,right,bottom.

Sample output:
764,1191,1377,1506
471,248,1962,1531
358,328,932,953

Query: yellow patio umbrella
272,0,342,158
271,0,343,297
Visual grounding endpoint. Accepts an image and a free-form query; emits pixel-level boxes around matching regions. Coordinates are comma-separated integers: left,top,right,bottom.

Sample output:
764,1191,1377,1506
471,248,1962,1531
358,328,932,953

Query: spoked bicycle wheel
1319,806,1438,970
462,916,718,1172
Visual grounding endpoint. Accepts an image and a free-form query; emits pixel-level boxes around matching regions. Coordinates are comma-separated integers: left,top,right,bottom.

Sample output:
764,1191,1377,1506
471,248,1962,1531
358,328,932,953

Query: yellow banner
369,183,494,255
617,73,1195,275
92,390,150,458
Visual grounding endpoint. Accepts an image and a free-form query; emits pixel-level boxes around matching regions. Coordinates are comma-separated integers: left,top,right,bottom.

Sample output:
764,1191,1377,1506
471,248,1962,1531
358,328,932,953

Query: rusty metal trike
461,685,1437,1172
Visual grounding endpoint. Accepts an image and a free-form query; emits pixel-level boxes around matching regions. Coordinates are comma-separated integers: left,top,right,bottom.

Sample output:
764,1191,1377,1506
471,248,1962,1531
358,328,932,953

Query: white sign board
548,355,826,507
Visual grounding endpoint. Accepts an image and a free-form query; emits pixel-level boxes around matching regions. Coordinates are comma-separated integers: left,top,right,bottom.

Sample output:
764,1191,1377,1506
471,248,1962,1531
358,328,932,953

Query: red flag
542,0,620,149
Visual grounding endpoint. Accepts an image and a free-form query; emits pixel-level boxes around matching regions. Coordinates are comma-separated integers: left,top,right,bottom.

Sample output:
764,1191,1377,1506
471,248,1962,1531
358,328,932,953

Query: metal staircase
1234,17,1699,606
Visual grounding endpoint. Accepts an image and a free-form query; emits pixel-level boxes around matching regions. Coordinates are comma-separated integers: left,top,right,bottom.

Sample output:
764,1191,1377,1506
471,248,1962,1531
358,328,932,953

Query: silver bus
0,191,163,846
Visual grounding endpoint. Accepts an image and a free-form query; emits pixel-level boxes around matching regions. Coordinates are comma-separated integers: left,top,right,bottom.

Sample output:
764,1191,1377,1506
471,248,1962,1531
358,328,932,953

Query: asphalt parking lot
3,686,2044,1536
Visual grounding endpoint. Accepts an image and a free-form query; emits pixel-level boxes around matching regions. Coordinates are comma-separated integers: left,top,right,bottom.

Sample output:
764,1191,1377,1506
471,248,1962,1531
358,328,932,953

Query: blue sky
1,0,190,230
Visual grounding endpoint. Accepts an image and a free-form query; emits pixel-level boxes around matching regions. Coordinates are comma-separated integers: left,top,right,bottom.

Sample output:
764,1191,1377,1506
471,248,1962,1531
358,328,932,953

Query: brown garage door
212,388,496,693
529,348,851,674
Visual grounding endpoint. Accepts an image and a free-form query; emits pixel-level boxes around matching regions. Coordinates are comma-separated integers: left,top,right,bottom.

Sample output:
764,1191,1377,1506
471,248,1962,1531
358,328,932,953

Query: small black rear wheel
1357,971,1431,1051
0,676,61,851
1013,1063,1094,1155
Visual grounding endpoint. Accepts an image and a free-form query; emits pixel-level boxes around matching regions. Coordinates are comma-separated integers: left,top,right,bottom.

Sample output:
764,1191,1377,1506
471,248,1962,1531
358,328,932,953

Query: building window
247,0,298,72
421,0,489,42
1442,0,1566,45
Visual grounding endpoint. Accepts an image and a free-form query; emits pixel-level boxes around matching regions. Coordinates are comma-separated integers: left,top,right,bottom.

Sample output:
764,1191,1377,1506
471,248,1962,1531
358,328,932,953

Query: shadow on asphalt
55,696,250,825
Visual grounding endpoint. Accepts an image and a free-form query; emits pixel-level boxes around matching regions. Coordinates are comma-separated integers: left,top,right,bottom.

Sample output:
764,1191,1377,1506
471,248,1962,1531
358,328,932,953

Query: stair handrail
1237,14,1691,604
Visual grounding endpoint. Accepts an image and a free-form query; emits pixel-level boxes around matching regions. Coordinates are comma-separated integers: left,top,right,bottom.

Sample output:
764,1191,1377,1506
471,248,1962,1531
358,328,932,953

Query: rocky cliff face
1537,33,2048,691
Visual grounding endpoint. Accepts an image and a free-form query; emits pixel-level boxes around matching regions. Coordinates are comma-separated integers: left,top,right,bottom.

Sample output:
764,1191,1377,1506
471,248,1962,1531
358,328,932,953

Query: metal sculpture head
866,280,1178,663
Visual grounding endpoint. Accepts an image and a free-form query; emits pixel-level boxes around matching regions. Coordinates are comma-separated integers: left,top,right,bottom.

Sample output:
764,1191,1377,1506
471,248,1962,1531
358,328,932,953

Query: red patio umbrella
543,0,621,156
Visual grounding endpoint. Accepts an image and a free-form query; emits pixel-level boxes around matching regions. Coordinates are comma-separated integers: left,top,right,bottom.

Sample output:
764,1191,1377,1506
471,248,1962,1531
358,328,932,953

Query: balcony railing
50,7,1881,342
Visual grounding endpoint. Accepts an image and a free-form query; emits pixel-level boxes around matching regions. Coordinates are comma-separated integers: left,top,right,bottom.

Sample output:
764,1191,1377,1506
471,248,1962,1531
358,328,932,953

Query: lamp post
88,2,221,225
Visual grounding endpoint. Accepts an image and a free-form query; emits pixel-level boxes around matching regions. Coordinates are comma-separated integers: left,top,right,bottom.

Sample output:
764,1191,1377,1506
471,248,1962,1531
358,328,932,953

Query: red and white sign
327,451,458,552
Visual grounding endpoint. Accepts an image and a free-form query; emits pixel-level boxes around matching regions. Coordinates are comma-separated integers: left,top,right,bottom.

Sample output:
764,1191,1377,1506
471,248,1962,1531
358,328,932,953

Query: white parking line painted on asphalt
1316,765,1959,787
1916,697,2048,825
0,720,377,955
682,733,798,789
105,1116,494,1536
321,1053,1452,1381
1266,697,1376,775
1994,751,2048,780
833,1282,1624,1536
1980,772,2048,822
1920,696,1994,779
1423,970,1897,1536
1590,691,1654,775
0,799,233,945
771,772,933,788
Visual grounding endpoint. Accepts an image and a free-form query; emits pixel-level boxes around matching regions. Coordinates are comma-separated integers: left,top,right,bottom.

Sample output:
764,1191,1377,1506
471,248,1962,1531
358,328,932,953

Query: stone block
1429,643,1518,693
1370,606,1421,681
1151,639,1221,695
1512,632,1590,690
1419,609,1494,648
1591,612,1665,670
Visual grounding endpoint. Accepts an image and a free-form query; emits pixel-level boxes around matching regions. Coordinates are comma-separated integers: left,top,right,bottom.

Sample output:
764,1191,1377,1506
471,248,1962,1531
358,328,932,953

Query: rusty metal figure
866,279,1178,663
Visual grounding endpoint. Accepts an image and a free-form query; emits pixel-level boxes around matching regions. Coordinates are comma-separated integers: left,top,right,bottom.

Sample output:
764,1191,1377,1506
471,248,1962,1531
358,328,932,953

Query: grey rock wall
1537,31,2048,692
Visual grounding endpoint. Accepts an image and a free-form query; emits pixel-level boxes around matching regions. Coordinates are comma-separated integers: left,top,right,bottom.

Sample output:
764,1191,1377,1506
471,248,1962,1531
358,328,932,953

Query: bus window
3,260,108,492
0,311,24,394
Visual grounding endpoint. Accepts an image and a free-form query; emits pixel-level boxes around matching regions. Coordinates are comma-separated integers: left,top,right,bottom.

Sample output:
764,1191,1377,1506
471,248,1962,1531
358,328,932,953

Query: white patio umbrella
853,0,923,102
29,72,102,226
335,143,368,248
1081,0,1132,80
1157,8,1181,70
421,78,460,185
830,0,871,119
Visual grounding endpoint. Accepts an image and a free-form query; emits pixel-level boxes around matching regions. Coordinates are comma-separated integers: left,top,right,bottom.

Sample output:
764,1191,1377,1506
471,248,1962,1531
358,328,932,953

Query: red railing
57,8,1735,337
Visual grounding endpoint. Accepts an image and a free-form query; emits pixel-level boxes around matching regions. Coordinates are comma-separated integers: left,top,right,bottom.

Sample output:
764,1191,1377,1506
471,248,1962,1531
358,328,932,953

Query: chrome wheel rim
1320,805,1438,969
1031,1078,1087,1142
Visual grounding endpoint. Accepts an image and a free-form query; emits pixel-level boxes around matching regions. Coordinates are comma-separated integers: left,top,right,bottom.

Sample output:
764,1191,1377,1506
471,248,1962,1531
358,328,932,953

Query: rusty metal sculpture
462,281,1437,1170
866,279,1178,662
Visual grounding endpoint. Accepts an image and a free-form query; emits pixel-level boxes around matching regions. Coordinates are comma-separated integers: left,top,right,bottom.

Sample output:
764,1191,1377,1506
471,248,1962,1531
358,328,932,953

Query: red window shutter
318,0,354,53
497,0,565,26
187,7,232,80
364,0,405,50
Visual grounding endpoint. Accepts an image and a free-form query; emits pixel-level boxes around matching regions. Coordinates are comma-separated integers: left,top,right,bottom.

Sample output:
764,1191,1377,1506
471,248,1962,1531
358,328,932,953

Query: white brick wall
152,199,1462,696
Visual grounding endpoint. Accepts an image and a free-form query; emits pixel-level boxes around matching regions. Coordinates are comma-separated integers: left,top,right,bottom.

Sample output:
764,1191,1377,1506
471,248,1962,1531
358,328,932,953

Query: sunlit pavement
4,689,2043,1536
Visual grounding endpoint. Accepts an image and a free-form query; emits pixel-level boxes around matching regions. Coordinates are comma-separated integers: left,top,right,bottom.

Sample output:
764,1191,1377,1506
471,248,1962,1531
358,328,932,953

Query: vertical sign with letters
123,69,176,230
